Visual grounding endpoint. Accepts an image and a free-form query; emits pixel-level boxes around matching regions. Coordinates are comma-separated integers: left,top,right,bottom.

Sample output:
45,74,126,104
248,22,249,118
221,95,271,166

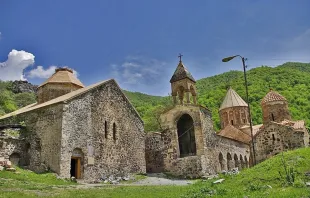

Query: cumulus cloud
28,66,79,79
27,66,57,79
0,49,35,81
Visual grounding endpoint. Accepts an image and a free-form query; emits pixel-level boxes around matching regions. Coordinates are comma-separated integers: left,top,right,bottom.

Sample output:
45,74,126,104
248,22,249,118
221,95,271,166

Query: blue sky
0,0,309,96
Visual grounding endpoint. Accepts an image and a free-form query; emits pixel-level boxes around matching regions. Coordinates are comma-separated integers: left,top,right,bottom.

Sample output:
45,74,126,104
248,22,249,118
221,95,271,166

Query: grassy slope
1,148,310,197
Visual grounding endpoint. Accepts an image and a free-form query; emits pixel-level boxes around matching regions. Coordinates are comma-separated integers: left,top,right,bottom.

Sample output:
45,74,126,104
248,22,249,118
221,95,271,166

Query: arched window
234,154,239,169
113,122,116,141
177,114,196,157
105,121,108,139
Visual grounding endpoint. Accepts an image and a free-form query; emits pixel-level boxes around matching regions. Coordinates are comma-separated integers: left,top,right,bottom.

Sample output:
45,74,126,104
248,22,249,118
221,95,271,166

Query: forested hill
1,62,310,132
124,62,310,131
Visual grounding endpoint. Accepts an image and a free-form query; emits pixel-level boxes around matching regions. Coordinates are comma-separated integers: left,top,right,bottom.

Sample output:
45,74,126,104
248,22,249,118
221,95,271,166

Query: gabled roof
39,68,84,88
261,90,287,104
219,87,248,111
217,124,251,144
170,61,196,83
0,79,143,123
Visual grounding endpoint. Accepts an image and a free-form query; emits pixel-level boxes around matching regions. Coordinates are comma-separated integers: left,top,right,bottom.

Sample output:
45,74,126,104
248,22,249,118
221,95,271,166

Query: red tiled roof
218,125,251,144
261,90,287,104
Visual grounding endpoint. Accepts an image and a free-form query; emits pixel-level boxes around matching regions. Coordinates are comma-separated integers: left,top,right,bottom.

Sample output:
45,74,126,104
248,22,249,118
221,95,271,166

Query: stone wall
60,80,146,180
0,104,64,173
146,104,250,178
145,132,164,173
219,106,249,129
262,101,291,124
0,137,28,166
255,122,308,163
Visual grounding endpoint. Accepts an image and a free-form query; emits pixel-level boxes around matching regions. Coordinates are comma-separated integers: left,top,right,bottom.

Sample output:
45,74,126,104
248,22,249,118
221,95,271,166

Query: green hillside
125,62,310,131
1,62,310,132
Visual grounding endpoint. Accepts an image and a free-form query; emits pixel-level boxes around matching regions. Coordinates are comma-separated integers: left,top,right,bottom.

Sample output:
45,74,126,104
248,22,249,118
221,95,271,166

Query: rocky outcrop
11,80,37,94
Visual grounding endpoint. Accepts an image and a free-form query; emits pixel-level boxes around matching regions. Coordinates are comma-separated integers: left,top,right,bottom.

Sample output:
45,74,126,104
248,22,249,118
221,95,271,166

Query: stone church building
0,61,309,180
0,68,145,180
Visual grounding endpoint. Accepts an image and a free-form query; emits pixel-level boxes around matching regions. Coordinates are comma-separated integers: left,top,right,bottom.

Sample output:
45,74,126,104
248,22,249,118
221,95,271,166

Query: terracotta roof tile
218,125,251,144
261,90,286,104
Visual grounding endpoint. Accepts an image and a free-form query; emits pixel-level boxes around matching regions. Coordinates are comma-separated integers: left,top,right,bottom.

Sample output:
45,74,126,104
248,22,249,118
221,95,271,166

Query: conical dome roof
38,68,84,88
219,87,248,111
170,61,196,83
261,89,286,104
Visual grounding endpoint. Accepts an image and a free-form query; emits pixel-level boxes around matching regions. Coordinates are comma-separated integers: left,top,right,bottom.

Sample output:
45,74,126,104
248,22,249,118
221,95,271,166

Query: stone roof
38,68,84,88
217,125,251,144
170,61,196,83
261,90,287,104
219,87,248,111
0,79,143,123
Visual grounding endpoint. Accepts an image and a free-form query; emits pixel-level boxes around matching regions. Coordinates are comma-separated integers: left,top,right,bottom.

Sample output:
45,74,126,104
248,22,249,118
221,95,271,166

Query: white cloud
28,66,79,79
0,49,35,81
27,66,57,79
111,56,167,85
0,32,2,40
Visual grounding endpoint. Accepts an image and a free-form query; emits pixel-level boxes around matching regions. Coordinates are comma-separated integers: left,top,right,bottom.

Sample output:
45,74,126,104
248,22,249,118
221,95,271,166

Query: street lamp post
222,55,257,166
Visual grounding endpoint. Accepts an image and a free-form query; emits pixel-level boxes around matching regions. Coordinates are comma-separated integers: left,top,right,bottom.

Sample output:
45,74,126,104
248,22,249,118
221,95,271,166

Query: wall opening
272,134,275,141
104,121,108,139
113,122,116,141
219,152,225,171
231,120,234,125
9,153,21,166
240,155,244,169
244,156,248,168
234,154,239,169
177,114,196,157
227,153,232,170
271,113,275,121
71,148,83,179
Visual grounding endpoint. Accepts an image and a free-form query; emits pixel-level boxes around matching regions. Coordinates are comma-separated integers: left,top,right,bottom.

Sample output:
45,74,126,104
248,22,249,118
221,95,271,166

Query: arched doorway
219,152,225,171
234,154,239,170
177,114,196,157
227,153,232,170
240,155,244,169
9,153,21,166
71,148,84,179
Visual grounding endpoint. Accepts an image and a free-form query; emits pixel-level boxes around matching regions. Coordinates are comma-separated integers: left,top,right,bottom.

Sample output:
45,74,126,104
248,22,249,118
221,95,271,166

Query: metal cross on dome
178,53,183,62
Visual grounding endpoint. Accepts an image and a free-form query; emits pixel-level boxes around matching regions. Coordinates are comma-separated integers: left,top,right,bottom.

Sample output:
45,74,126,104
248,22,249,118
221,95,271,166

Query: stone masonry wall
145,132,164,173
255,122,308,163
60,80,146,180
0,104,64,173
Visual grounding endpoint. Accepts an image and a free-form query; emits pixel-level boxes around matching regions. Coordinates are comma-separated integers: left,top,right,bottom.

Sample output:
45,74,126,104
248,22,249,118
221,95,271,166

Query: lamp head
222,55,238,62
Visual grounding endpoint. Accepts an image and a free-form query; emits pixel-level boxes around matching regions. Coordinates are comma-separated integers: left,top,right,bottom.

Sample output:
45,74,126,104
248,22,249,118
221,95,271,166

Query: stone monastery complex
0,60,309,180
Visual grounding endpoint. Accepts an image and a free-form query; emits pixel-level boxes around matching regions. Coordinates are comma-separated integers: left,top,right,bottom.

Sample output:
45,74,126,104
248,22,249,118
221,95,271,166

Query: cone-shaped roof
170,61,196,83
38,68,84,88
261,89,287,104
219,87,248,111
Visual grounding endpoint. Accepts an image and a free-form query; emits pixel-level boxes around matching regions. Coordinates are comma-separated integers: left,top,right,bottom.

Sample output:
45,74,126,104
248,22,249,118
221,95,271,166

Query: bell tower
170,54,197,105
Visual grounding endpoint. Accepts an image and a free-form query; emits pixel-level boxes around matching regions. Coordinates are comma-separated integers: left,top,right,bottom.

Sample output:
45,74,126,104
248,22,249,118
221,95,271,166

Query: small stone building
254,90,309,163
0,68,146,180
145,60,251,178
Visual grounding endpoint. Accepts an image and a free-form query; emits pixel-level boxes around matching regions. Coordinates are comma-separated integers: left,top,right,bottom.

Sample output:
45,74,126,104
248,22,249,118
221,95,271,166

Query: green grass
182,147,310,198
1,148,310,198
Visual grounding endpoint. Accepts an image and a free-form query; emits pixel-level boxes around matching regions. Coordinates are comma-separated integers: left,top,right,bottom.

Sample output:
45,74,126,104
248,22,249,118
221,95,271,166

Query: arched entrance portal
177,114,196,157
71,148,84,179
9,153,21,166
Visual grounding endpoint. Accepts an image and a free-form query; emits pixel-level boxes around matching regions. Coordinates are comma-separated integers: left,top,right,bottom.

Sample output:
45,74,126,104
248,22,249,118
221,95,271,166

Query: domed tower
261,89,291,123
170,56,197,105
37,67,84,103
219,87,249,129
